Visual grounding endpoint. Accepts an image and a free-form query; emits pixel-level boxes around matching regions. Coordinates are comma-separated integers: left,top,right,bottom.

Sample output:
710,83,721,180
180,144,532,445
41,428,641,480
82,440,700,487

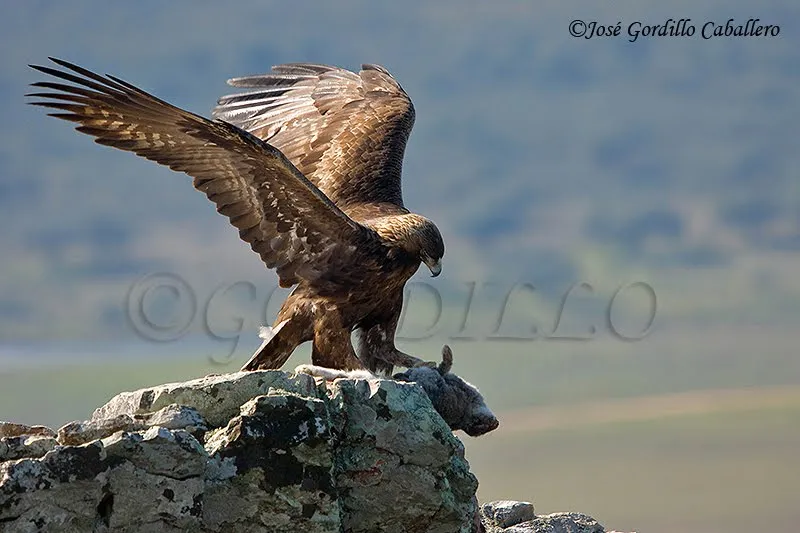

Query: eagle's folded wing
212,63,415,210
28,58,384,287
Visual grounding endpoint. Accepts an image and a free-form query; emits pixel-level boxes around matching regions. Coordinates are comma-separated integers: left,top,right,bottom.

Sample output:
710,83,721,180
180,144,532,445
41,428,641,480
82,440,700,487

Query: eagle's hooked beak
425,257,442,277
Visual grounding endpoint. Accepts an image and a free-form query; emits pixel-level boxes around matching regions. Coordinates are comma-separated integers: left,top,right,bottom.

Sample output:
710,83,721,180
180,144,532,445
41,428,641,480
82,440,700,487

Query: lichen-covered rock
91,371,318,428
0,435,57,462
330,378,478,533
509,513,604,533
203,392,338,533
145,404,207,435
481,500,536,530
58,404,207,446
101,428,206,530
480,501,605,533
57,414,146,446
1,371,616,533
1,441,108,531
0,370,480,532
0,422,56,439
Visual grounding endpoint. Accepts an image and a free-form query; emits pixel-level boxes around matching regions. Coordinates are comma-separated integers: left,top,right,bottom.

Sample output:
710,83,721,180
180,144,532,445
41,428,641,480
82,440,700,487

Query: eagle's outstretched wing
212,63,415,210
28,58,384,287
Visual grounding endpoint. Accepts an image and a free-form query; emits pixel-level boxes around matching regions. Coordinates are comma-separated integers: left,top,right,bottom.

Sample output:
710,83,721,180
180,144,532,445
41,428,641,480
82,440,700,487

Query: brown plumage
28,58,444,373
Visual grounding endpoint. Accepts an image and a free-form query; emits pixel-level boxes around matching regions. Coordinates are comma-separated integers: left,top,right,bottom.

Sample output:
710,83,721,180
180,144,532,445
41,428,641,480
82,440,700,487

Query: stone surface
90,371,318,428
329,378,478,533
58,404,208,446
0,435,57,462
482,500,536,529
0,422,56,439
0,371,616,533
57,414,146,446
507,512,604,533
0,370,481,532
480,502,606,533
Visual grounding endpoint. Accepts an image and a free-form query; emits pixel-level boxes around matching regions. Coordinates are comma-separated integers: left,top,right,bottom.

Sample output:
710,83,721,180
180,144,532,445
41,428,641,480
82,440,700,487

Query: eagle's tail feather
241,319,304,371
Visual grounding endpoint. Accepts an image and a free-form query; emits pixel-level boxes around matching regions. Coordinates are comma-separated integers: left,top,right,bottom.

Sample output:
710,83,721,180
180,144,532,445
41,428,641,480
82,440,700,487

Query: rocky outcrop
1,370,615,532
1,371,477,532
480,500,609,533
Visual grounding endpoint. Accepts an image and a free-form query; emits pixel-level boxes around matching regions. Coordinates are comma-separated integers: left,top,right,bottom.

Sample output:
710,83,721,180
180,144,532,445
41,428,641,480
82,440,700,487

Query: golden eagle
28,58,444,374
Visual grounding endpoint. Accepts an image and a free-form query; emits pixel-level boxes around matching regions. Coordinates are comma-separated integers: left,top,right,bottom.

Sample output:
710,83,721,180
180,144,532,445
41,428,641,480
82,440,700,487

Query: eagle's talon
293,364,316,375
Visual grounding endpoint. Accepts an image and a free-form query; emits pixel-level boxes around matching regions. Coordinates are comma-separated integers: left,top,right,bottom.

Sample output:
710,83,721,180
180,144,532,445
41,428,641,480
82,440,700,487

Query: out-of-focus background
1,2,798,532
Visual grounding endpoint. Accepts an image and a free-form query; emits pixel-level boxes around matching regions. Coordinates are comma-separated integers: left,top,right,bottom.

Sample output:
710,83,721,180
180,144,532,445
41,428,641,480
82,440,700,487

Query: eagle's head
419,227,444,277
370,213,444,277
405,214,444,277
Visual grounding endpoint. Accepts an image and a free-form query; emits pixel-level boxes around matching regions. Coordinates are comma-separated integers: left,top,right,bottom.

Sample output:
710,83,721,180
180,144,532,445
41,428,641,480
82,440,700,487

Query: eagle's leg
311,309,363,370
241,314,313,371
357,321,428,377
